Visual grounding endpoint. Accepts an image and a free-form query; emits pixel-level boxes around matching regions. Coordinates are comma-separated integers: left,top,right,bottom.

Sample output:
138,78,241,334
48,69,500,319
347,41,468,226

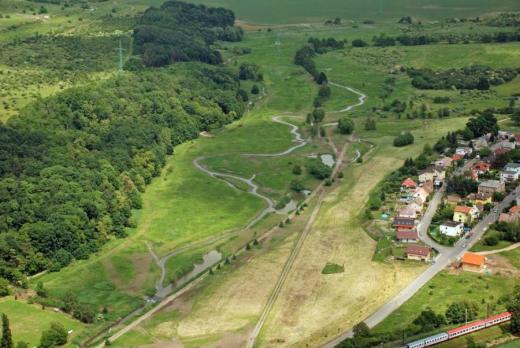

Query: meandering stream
149,82,367,299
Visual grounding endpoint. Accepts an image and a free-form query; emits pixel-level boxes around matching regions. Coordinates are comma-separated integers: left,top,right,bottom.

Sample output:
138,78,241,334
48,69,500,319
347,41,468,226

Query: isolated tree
352,39,368,47
251,84,260,95
316,72,328,85
1,314,13,348
38,322,67,348
292,164,302,175
312,108,325,123
338,116,354,134
290,179,304,192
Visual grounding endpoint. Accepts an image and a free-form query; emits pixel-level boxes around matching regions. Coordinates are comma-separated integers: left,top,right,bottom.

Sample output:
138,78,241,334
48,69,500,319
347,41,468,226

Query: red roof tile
406,244,431,257
462,252,485,267
401,177,417,188
454,205,472,214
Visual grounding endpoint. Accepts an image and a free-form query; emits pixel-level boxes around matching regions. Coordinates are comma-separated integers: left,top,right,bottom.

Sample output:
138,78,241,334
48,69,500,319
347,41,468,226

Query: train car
484,312,512,328
405,332,449,348
447,319,487,339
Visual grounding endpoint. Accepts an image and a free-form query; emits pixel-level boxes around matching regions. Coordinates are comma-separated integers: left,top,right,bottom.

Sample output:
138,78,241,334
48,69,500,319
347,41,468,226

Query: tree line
0,64,248,286
132,0,243,67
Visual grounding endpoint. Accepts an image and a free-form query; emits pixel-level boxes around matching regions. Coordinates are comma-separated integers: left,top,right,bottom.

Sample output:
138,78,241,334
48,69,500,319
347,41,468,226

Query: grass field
0,297,88,347
374,272,517,334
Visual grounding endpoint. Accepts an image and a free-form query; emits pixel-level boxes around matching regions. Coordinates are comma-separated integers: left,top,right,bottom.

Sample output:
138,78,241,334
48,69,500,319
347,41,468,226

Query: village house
440,220,464,237
396,228,419,243
413,187,429,206
478,180,505,196
461,252,486,273
500,163,520,183
472,137,488,151
455,147,472,157
452,153,464,162
435,156,453,168
406,244,432,262
471,161,491,175
494,140,515,152
393,217,416,230
453,205,479,224
499,205,520,223
401,177,417,191
445,193,462,206
418,166,445,183
398,205,417,219
493,147,512,158
422,180,434,194
467,192,492,206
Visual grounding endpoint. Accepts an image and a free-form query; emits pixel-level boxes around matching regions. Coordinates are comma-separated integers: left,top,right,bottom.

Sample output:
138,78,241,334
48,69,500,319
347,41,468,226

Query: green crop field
191,0,520,24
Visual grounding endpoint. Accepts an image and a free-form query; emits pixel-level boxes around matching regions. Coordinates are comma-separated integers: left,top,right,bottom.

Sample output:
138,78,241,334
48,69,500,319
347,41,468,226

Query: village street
322,159,518,348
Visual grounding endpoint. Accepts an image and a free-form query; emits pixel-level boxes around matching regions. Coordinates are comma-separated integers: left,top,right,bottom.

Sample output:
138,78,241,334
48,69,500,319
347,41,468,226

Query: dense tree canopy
133,0,243,67
0,64,246,283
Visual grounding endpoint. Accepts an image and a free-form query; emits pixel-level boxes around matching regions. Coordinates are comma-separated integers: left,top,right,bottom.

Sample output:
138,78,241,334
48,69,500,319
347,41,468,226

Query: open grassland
0,297,87,347
191,0,520,24
501,248,520,269
373,272,518,334
258,117,467,347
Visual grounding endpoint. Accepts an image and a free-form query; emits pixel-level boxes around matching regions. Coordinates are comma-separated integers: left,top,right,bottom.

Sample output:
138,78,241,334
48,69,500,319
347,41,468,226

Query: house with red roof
401,178,417,190
452,154,463,162
393,217,415,230
396,228,419,243
453,205,479,224
472,161,491,175
499,205,520,223
461,252,486,273
406,244,432,262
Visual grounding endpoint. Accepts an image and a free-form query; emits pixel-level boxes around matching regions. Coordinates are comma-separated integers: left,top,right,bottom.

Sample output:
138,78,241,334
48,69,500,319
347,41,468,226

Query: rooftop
462,252,485,267
402,177,417,188
406,244,431,257
396,229,418,240
479,180,502,189
454,205,472,214
441,220,463,228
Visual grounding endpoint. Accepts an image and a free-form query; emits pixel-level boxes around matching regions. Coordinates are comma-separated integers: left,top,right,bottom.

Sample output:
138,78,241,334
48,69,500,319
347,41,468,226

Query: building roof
504,163,520,170
472,161,490,171
406,244,431,257
454,205,472,214
494,147,511,156
441,220,463,228
401,177,417,188
446,194,462,203
399,205,417,217
462,252,485,267
510,205,520,214
479,180,502,189
393,217,415,227
396,229,418,240
452,154,463,161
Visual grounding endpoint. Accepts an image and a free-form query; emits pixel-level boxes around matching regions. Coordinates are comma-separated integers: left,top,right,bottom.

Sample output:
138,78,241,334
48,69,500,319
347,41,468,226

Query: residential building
406,245,432,262
499,205,520,223
452,154,464,162
445,194,462,206
453,205,479,224
393,217,415,230
478,180,505,196
422,180,434,194
471,161,491,175
398,205,417,219
467,193,492,206
413,187,429,206
494,140,515,151
396,229,419,243
401,177,417,191
494,147,512,157
461,252,486,273
440,220,464,237
500,163,520,183
435,156,453,168
418,167,435,183
472,137,488,150
455,147,472,156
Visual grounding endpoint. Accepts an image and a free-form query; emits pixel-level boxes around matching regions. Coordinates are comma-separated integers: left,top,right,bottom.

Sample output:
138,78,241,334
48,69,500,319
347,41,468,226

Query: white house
455,147,473,156
418,166,446,183
413,187,429,206
435,156,453,168
440,220,464,237
500,163,520,183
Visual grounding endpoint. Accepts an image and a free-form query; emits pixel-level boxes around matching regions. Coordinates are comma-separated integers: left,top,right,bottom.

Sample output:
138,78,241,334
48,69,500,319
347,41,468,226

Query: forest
132,0,243,67
0,63,247,285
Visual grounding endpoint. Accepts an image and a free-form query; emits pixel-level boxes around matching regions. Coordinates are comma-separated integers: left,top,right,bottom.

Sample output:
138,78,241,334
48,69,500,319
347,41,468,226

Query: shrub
393,132,414,147
338,116,355,134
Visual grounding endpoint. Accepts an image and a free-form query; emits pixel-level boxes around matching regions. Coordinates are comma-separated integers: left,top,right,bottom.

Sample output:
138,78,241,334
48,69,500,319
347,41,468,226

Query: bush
292,164,302,175
0,278,10,297
39,322,68,348
393,132,414,147
352,39,368,47
338,117,355,134
484,235,499,246
306,159,332,180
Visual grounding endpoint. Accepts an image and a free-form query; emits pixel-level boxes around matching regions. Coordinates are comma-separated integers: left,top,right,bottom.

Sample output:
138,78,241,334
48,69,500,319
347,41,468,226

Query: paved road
322,181,518,348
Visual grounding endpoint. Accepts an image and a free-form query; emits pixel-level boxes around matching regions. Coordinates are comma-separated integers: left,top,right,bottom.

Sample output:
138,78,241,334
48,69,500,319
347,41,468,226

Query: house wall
453,212,469,224
407,254,430,262
462,263,483,273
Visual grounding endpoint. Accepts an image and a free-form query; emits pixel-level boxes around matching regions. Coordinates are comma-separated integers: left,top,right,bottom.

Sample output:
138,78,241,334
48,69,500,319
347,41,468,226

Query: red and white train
404,312,512,348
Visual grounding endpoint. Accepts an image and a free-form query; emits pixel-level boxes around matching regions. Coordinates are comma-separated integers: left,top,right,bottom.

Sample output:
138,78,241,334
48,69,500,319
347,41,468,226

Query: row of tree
408,66,519,90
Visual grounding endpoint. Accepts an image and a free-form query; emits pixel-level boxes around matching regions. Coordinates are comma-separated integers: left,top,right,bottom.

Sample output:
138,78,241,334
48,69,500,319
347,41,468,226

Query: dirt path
477,242,520,255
